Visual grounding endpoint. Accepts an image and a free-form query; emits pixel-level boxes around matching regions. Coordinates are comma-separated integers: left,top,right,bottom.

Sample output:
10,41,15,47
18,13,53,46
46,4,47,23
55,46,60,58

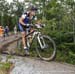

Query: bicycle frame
26,29,39,48
26,29,46,49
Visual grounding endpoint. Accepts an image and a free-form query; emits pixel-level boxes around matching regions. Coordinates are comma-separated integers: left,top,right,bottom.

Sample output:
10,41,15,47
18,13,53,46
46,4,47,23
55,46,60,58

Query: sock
24,47,27,49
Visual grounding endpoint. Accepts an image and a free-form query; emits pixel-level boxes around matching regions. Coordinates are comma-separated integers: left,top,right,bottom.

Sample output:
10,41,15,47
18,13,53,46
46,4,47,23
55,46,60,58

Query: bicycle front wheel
36,35,56,61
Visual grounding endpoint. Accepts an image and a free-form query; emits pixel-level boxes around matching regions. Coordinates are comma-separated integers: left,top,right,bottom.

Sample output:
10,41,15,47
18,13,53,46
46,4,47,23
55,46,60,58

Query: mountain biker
18,6,37,55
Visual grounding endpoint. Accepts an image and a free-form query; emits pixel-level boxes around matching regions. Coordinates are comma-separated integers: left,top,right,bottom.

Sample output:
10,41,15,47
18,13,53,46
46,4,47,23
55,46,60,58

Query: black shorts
18,24,30,32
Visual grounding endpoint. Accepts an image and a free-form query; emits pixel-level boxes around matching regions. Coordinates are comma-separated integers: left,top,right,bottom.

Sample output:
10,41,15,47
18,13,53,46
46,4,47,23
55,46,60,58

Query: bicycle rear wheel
36,35,56,61
17,39,23,50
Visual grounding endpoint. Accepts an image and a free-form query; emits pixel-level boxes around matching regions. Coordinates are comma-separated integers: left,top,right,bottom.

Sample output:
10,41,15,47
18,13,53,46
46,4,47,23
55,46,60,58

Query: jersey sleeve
21,14,26,19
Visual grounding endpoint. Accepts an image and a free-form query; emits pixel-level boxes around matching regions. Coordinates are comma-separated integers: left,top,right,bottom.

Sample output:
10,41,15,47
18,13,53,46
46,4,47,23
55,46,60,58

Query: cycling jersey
18,12,35,32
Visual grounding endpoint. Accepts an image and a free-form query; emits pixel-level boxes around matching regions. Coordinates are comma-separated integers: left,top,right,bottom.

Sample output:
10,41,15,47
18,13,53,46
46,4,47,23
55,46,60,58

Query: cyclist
18,6,37,55
0,26,4,37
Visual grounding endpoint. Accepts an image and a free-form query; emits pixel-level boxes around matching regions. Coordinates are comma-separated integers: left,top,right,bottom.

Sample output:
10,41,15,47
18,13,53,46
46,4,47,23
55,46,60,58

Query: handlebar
25,24,45,29
35,24,45,29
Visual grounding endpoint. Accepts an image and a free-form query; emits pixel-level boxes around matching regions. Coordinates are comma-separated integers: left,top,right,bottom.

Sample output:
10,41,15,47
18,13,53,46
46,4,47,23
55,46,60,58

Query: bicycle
17,24,56,61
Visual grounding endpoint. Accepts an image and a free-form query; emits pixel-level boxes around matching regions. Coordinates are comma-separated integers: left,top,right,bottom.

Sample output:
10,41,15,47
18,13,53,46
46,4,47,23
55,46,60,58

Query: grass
0,62,14,74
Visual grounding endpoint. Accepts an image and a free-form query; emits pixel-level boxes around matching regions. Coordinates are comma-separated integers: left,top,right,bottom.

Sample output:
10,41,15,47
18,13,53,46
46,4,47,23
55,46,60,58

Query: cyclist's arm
19,14,26,26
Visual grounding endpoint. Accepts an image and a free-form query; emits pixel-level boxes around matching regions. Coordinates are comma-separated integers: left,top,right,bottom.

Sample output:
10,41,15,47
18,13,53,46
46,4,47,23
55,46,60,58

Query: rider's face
31,11,36,16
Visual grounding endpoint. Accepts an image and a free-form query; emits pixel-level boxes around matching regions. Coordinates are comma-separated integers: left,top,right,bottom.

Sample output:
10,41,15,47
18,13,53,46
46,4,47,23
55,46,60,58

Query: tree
0,0,9,26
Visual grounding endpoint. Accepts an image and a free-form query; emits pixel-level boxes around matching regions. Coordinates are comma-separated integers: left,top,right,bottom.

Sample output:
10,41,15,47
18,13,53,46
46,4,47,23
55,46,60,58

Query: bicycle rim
17,39,23,50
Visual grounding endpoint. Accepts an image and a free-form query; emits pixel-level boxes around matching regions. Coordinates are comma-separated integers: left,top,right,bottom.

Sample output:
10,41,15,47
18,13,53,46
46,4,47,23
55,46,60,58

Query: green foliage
39,0,75,64
0,62,12,71
36,20,74,64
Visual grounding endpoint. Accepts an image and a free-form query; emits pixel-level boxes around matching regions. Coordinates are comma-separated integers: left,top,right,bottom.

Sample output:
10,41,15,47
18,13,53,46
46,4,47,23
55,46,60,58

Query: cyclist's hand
24,24,30,28
26,24,30,26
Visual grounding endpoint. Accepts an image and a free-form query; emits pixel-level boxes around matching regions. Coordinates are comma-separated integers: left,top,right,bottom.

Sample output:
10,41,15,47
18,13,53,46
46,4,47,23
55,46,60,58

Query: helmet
30,6,38,11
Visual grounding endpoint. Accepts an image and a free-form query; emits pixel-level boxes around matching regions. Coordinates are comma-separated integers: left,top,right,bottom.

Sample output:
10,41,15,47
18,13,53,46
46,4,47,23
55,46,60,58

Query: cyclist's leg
21,31,27,49
18,24,27,48
18,24,29,55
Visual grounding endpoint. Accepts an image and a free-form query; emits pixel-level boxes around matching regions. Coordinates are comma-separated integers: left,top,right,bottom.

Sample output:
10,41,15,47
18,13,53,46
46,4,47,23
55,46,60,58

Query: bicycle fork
37,35,46,49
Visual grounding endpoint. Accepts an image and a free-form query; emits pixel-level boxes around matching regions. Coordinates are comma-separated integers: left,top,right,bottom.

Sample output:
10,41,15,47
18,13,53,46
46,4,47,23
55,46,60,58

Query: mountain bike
17,24,56,61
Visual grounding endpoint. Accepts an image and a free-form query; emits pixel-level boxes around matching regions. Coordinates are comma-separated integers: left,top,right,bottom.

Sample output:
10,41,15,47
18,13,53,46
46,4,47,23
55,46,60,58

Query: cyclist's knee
21,32,26,38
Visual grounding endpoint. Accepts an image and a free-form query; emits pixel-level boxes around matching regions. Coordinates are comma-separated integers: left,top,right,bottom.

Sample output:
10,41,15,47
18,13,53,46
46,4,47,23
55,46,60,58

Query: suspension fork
37,34,46,49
